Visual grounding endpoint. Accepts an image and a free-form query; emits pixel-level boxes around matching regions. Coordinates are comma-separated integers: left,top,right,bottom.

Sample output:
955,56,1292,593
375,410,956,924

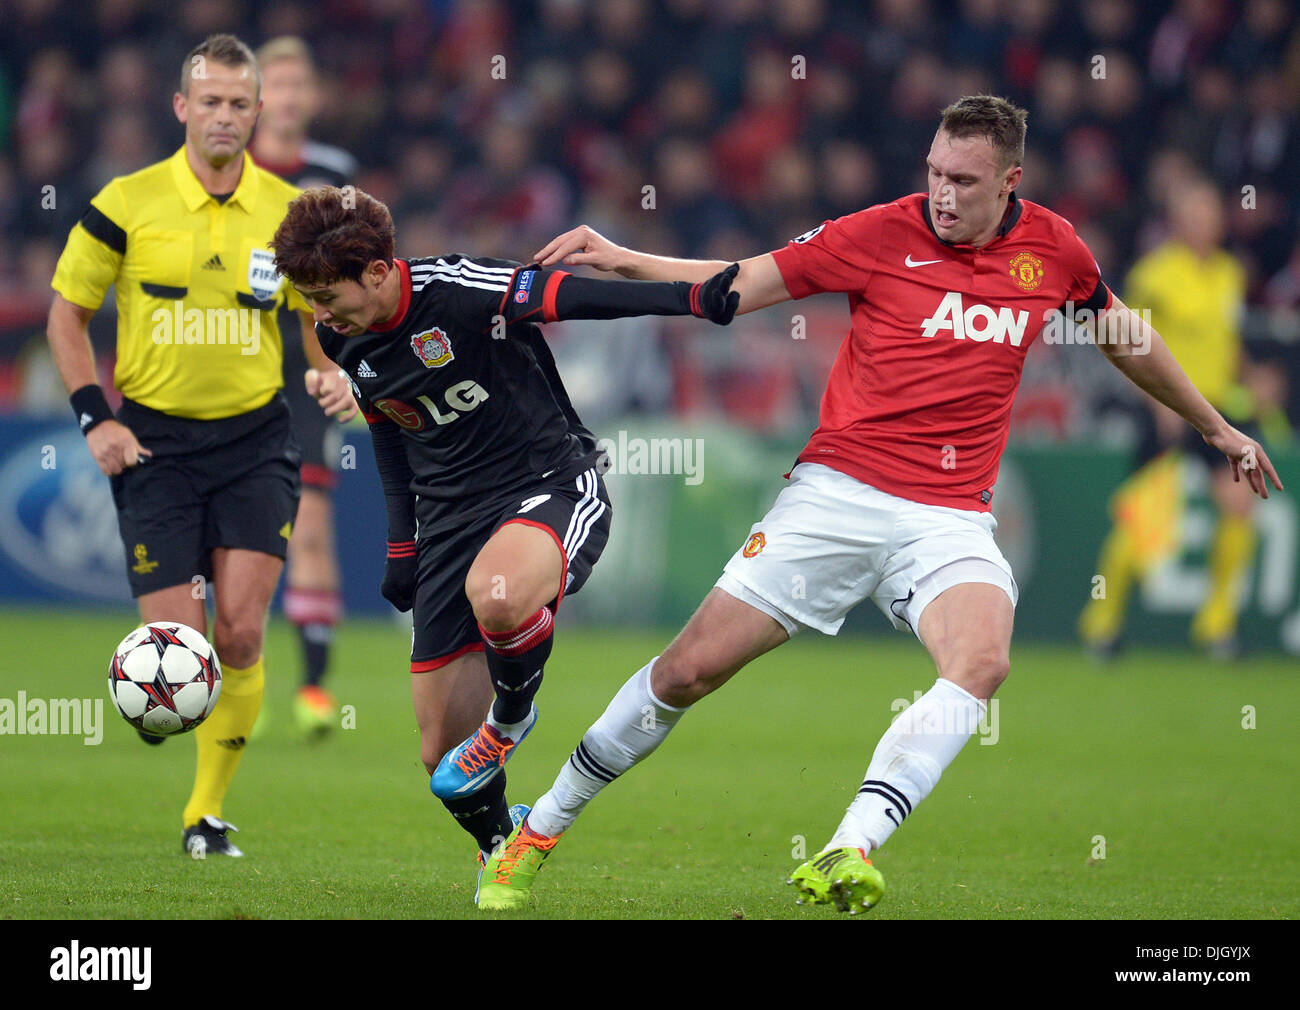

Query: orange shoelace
491,829,557,885
453,725,514,776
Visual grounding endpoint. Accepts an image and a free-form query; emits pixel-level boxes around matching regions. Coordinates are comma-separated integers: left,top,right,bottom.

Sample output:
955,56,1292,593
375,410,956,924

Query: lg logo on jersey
920,291,1030,347
374,380,490,431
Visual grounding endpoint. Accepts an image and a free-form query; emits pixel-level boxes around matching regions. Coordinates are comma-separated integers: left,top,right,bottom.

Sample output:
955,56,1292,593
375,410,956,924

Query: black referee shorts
410,465,612,673
110,394,302,597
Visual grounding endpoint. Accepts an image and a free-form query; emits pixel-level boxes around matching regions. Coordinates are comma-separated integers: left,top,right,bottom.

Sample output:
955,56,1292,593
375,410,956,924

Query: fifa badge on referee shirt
248,249,280,301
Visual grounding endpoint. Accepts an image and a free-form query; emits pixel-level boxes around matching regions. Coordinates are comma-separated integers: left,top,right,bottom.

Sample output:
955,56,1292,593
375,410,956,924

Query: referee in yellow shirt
1081,177,1258,656
45,34,354,857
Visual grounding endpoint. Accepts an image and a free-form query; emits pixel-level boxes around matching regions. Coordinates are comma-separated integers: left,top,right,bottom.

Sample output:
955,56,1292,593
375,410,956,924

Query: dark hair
271,186,396,285
180,33,259,96
939,95,1028,169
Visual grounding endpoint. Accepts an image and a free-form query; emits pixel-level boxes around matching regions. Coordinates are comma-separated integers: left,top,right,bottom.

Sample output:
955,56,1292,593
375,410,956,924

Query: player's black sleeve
366,413,416,543
551,267,740,323
367,412,418,611
430,253,740,330
502,262,741,325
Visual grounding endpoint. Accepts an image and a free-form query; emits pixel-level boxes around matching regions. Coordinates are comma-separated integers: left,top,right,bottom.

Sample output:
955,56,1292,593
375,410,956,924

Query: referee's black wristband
70,384,114,435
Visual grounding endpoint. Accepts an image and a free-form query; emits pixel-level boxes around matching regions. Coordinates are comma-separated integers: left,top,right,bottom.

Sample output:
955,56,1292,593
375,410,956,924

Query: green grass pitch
1,609,1296,920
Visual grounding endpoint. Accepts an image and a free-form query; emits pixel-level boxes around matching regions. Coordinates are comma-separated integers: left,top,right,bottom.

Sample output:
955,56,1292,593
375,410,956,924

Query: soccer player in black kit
271,186,739,892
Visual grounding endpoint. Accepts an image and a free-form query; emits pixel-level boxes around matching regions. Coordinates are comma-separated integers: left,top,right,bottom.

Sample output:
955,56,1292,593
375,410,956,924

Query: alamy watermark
1040,302,1152,354
597,430,704,486
1,692,103,745
150,302,262,355
50,941,150,989
890,689,1000,745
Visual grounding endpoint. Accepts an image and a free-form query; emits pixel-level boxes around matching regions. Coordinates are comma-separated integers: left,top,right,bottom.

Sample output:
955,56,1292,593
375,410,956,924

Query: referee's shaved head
272,186,396,286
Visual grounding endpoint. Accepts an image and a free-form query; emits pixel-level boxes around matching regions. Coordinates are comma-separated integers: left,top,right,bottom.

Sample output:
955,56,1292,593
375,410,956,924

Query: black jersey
316,256,605,535
252,140,357,190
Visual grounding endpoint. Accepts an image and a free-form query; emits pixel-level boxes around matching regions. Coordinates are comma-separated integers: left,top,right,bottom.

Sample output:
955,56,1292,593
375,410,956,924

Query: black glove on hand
381,541,417,612
689,262,741,325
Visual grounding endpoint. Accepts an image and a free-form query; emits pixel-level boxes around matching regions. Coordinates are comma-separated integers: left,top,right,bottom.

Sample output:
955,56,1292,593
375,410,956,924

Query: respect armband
70,384,114,435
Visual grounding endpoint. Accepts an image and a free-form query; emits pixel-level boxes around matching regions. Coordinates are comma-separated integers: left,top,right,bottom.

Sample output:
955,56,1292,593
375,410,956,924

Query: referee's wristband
70,384,114,435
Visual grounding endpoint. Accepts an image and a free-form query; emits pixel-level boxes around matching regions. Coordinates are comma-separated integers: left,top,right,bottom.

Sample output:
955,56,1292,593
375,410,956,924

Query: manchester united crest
410,327,454,368
742,532,766,557
1008,251,1044,292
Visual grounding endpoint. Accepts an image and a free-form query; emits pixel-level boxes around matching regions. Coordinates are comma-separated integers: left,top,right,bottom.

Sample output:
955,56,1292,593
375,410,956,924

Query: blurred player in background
1079,177,1264,658
272,186,740,900
251,36,359,737
477,96,1281,913
45,35,354,858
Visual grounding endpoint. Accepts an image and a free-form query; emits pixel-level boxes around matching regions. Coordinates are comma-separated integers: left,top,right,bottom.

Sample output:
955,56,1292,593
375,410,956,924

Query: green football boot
788,846,885,915
476,817,560,911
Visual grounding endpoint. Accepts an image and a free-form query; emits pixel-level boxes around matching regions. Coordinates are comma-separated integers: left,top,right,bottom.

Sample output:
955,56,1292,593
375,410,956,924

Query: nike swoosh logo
905,255,943,267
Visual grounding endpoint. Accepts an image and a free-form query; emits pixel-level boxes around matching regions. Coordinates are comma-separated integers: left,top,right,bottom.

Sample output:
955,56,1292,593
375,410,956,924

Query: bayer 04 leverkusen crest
410,327,454,368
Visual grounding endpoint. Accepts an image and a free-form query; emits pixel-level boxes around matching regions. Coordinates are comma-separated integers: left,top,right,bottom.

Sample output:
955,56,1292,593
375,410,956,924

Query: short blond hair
255,36,315,75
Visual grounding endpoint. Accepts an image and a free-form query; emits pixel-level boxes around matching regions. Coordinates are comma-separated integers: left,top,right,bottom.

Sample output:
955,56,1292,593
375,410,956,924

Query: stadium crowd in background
2,0,1300,437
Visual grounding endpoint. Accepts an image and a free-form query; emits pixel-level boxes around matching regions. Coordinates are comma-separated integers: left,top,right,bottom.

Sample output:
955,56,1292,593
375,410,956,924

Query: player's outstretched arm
46,293,151,476
536,225,790,315
548,262,742,325
1092,295,1283,498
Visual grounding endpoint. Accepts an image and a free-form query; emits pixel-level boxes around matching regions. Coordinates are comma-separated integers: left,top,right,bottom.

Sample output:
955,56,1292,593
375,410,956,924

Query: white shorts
717,463,1018,639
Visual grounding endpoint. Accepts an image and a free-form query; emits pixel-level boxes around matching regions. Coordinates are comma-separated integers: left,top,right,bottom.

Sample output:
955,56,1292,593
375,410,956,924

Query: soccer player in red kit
476,96,1282,913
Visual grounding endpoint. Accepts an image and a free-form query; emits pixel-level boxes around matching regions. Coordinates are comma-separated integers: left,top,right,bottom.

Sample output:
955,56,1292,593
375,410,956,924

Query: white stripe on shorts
563,469,605,560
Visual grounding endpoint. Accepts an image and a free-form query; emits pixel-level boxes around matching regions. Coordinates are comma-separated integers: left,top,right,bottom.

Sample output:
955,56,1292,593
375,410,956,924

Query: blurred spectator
0,0,1297,438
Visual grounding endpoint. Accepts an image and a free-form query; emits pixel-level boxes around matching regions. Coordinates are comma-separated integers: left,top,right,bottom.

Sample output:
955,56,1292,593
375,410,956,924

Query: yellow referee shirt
1124,241,1246,410
51,147,308,420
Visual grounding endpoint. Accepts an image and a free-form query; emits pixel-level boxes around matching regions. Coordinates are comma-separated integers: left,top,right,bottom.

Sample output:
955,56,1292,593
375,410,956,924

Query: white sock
527,659,687,837
486,703,537,743
828,677,986,853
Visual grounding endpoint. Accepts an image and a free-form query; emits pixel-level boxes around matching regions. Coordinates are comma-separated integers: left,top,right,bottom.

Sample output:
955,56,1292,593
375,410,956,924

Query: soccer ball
107,622,222,736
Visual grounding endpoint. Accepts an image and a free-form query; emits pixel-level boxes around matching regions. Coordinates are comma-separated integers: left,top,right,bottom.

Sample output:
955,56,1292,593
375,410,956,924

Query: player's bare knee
212,619,264,670
290,528,327,556
467,590,531,632
947,649,1010,700
651,651,714,707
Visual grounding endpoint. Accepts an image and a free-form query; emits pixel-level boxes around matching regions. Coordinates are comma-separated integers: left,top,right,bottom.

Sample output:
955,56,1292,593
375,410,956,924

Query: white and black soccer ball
107,622,222,736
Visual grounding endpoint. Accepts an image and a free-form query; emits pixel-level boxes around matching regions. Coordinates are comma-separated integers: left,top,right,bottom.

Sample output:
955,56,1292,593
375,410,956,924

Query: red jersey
771,191,1111,512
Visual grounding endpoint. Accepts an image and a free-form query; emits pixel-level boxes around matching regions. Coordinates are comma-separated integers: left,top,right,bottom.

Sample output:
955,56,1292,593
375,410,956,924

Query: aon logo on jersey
374,379,489,431
920,292,1030,346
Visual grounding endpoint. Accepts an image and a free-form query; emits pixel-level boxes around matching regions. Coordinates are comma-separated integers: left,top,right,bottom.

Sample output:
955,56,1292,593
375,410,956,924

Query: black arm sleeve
550,274,696,321
367,416,416,543
473,261,710,329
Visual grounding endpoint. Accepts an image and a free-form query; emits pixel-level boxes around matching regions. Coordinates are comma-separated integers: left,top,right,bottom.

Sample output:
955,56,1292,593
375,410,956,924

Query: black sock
480,608,554,725
296,622,333,688
441,772,513,855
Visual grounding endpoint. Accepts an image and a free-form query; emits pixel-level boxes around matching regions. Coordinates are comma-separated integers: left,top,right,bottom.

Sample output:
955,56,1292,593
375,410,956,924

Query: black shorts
410,465,612,672
110,395,302,597
281,310,339,491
